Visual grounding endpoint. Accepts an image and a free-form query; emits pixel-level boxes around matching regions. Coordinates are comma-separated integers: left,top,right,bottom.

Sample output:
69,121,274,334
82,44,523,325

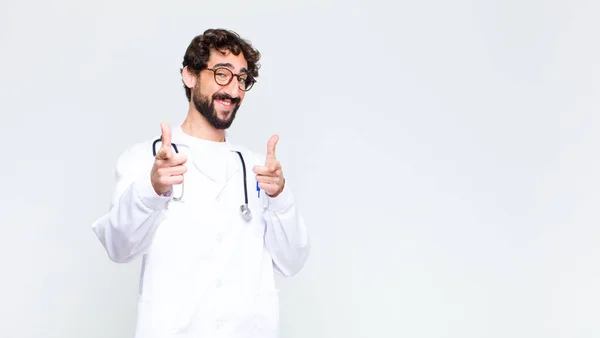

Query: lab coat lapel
225,141,242,183
171,128,242,199
189,152,221,184
171,127,222,182
214,141,242,200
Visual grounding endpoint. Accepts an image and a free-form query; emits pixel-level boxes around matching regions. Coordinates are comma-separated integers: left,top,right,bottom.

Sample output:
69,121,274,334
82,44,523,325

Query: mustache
212,93,240,105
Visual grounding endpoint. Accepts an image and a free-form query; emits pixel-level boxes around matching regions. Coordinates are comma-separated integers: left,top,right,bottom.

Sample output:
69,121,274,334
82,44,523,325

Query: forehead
207,48,248,72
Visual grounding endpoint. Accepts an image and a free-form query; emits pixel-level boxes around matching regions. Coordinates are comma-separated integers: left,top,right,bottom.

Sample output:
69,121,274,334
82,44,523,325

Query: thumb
266,134,279,162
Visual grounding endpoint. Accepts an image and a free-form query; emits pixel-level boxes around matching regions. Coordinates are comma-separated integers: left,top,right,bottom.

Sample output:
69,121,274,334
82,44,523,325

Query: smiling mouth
215,97,233,108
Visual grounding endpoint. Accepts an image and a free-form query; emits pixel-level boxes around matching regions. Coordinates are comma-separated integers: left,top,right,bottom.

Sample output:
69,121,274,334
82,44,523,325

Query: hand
150,122,187,196
253,134,285,198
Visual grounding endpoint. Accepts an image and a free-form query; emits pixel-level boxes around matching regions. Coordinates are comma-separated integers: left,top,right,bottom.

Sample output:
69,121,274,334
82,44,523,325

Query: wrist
152,184,171,197
267,178,285,198
137,178,172,210
264,179,293,213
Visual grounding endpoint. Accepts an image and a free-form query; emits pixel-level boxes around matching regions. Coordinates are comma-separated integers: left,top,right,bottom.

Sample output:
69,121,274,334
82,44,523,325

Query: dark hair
180,28,261,101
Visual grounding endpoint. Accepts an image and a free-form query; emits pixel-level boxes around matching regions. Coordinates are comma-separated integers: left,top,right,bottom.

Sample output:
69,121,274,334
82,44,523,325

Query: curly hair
180,28,261,101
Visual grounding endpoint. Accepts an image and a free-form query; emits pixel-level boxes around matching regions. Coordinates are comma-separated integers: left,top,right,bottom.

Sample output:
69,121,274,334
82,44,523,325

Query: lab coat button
215,279,222,288
216,234,222,242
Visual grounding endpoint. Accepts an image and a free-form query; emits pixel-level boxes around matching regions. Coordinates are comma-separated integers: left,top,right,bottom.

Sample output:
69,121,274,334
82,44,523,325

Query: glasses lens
237,74,248,90
242,78,255,91
213,68,232,85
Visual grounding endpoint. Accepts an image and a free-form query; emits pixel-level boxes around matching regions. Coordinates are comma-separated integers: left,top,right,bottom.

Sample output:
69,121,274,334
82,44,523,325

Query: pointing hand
151,122,187,196
253,134,285,198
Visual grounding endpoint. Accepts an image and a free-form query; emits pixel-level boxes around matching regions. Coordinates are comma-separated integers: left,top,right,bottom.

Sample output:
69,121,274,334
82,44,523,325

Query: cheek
199,78,219,94
197,86,217,100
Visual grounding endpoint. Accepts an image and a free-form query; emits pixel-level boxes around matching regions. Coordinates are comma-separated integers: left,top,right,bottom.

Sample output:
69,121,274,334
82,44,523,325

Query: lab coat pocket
233,289,280,338
251,215,266,238
136,292,197,336
249,195,266,238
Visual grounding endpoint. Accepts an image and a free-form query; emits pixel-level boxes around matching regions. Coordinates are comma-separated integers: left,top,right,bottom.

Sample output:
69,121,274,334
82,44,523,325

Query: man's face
191,49,249,130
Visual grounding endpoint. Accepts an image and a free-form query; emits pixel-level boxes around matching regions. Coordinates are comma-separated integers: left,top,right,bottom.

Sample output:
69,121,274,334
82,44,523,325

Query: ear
181,66,197,89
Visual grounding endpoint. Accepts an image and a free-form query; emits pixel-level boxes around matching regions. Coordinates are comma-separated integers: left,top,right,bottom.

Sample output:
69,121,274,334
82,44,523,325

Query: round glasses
206,67,256,92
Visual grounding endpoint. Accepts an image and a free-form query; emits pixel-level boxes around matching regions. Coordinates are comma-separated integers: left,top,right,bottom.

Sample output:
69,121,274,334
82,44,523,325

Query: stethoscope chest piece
240,204,252,222
153,135,254,222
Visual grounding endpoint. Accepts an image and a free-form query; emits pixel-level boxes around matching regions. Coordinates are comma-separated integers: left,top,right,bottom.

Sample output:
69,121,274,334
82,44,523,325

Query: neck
181,107,226,142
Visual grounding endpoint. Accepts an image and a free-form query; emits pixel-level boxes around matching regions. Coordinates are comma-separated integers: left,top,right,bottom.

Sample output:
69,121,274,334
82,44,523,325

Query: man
92,28,310,338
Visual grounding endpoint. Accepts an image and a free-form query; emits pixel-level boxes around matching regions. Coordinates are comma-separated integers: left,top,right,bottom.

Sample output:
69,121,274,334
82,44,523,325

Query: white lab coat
92,127,310,338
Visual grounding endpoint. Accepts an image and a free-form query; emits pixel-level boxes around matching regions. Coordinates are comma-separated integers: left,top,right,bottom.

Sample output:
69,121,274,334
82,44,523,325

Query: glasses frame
206,67,256,92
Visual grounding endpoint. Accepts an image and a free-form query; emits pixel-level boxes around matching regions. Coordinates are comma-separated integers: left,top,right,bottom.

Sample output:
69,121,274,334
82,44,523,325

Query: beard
192,87,241,130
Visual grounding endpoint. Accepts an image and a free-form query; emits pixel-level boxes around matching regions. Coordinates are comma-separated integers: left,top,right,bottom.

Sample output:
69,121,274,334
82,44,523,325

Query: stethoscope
152,137,253,222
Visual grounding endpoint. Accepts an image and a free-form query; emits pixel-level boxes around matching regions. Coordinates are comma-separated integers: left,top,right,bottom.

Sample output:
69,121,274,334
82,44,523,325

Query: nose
225,77,241,98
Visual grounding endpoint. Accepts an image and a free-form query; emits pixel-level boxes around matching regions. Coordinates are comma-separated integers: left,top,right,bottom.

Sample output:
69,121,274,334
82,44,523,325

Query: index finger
160,122,172,149
266,134,279,161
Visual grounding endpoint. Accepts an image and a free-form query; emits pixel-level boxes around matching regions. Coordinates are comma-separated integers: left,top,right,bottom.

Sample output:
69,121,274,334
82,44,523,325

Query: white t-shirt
177,129,231,186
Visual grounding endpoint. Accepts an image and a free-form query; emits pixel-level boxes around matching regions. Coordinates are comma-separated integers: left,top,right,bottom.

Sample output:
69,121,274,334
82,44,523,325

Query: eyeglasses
206,67,256,92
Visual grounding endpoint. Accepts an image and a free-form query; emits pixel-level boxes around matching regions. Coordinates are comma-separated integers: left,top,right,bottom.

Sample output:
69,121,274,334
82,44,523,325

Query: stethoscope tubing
151,137,251,220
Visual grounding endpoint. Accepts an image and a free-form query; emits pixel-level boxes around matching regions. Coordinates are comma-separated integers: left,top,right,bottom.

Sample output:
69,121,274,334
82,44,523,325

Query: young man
92,29,310,338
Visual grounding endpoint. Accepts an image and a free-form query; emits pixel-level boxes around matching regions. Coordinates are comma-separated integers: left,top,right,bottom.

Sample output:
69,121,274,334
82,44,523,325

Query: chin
217,111,234,120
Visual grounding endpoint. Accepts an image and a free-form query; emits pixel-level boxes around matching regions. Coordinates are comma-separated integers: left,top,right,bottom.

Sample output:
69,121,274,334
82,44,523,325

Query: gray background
1,0,599,337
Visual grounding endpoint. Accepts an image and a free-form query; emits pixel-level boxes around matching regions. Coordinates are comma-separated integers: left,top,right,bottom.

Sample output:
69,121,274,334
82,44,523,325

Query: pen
257,181,260,198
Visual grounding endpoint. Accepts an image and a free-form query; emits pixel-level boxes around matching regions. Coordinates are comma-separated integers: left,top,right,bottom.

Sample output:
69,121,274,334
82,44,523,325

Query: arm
262,181,310,277
252,135,310,276
91,143,172,263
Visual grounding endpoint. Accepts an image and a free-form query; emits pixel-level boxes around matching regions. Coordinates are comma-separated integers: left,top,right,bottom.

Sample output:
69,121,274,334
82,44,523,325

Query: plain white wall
1,0,599,337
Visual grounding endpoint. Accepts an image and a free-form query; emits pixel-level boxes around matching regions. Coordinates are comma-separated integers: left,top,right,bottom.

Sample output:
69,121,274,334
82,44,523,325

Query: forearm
262,184,310,276
92,177,170,263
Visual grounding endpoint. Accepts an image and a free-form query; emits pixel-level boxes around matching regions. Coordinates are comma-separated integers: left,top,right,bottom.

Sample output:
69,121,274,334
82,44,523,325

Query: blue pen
257,181,260,198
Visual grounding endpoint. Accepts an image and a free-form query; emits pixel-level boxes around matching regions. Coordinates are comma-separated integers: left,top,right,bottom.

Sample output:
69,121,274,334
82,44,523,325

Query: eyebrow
212,63,248,74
